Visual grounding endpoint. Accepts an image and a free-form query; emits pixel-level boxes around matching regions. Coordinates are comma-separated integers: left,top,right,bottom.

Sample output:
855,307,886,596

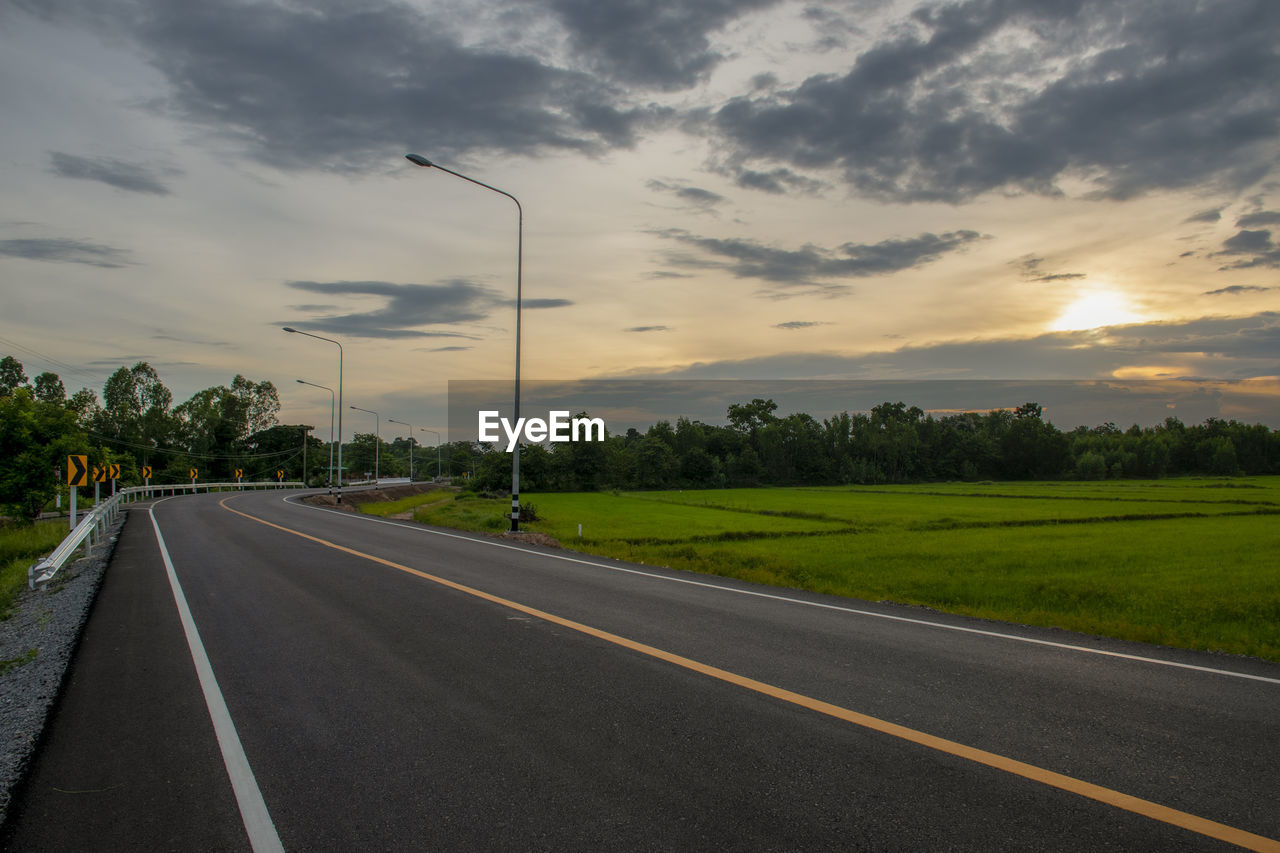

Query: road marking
149,502,285,853
223,496,1280,852
286,495,1280,687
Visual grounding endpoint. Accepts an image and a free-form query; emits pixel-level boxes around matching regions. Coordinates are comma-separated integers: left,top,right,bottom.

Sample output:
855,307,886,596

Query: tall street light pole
388,418,415,481
297,379,335,493
350,405,381,483
284,327,344,503
405,153,523,532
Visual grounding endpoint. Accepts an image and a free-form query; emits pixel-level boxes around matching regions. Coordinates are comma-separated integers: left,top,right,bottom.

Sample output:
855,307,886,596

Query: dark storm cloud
702,0,1280,202
1215,229,1280,270
0,237,132,268
283,279,500,339
23,0,668,172
541,0,781,90
657,228,983,287
48,151,175,195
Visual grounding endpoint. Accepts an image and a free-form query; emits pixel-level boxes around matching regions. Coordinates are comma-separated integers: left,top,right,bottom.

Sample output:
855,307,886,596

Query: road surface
4,489,1278,851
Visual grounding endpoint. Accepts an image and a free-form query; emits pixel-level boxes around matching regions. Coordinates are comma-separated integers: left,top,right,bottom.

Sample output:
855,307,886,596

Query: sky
1,0,1278,441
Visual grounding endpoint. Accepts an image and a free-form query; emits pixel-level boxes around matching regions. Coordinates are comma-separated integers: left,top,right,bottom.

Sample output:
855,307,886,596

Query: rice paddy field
382,478,1280,662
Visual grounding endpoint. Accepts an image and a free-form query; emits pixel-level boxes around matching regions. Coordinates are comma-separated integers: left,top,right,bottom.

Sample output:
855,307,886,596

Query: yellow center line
217,496,1280,852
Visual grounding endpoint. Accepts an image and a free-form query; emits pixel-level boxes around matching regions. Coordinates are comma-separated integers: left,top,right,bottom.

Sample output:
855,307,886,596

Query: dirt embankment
301,482,453,511
303,483,563,548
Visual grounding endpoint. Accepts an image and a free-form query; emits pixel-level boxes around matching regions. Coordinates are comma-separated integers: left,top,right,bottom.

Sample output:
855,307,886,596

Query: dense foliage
465,398,1280,492
0,356,291,521
3,350,1277,517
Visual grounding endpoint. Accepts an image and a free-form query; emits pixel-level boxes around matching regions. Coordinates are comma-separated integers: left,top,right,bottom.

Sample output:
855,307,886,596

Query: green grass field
0,520,69,619
386,478,1280,662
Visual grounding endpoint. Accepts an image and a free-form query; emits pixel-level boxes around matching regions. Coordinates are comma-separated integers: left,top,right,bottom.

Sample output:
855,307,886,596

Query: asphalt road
4,489,1278,852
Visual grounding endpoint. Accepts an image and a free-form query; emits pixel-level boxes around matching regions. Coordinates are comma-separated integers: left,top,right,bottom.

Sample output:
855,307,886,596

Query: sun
1049,289,1144,332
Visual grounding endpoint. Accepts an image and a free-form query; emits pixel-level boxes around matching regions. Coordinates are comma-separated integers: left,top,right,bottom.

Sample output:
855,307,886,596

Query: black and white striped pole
406,153,523,531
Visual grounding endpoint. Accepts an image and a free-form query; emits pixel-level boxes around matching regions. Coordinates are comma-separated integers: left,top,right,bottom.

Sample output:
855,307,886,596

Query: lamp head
283,326,298,333
405,154,433,168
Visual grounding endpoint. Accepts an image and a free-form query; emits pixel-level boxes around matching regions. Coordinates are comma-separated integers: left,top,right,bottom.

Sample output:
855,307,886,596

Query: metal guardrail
28,481,304,588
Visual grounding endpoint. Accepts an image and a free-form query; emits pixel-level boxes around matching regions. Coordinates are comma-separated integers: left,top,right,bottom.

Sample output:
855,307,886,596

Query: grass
399,478,1280,663
0,519,70,619
358,491,455,518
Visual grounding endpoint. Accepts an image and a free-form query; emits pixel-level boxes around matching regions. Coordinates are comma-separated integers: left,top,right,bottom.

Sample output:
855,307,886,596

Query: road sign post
189,468,198,486
142,466,152,496
93,464,106,506
67,455,88,528
235,468,243,489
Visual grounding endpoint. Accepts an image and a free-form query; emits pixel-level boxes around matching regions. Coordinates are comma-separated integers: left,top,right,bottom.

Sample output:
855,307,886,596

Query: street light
284,327,344,503
405,153,524,531
387,418,415,481
296,379,335,492
350,405,380,483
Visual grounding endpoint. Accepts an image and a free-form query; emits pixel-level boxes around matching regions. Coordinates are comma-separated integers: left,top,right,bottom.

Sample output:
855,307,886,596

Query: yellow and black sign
93,465,108,483
141,466,152,479
108,463,121,480
68,455,89,486
234,468,244,480
189,468,198,480
276,469,284,479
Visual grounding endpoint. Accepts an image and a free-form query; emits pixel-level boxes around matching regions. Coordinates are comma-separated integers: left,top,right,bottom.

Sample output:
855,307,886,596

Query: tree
33,372,65,405
0,356,28,397
0,388,84,521
96,362,174,459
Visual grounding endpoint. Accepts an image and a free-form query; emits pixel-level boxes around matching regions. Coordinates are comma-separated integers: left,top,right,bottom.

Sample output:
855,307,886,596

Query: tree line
464,398,1280,493
0,355,293,520
3,352,1277,520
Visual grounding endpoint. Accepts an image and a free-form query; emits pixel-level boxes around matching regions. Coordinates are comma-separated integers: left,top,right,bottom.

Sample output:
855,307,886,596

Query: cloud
730,166,825,195
646,179,726,211
542,0,782,91
1016,256,1086,282
626,325,670,332
1184,208,1222,223
633,312,1280,381
1204,285,1272,295
656,228,984,289
427,346,471,352
699,0,1280,203
1236,210,1280,227
512,298,574,309
283,279,500,339
1215,229,1280,269
27,0,666,173
48,151,176,195
775,321,826,329
0,237,132,268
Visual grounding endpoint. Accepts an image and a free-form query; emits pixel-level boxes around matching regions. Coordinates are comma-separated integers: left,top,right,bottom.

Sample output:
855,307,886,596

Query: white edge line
149,501,286,853
280,494,1280,687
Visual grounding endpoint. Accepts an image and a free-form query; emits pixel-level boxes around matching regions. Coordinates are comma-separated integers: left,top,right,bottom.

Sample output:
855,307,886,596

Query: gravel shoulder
0,510,124,827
